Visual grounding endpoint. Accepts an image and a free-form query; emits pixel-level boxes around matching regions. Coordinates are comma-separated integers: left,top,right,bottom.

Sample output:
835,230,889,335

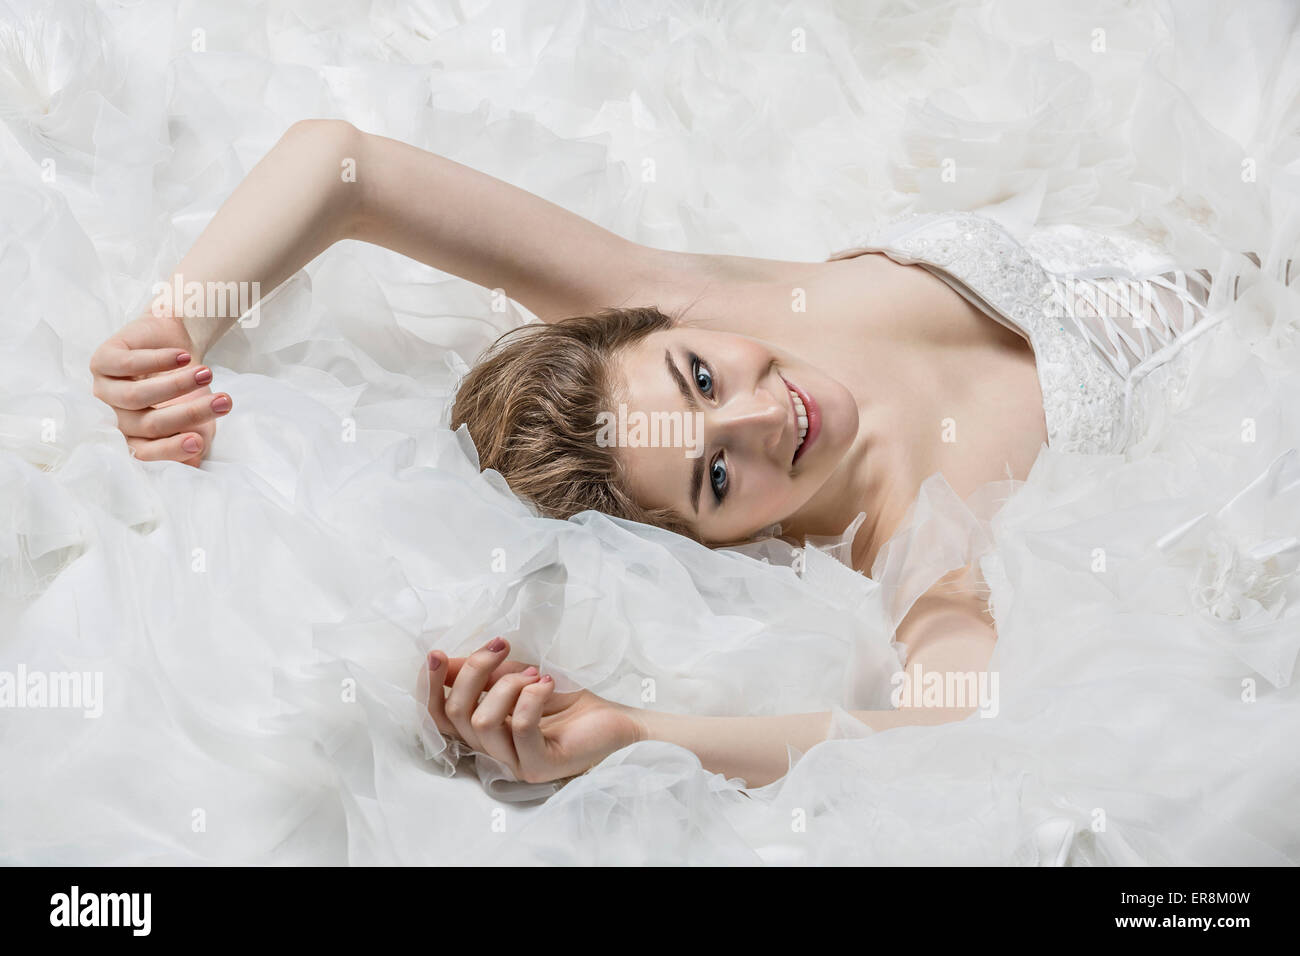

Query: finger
511,676,555,783
90,342,192,379
125,432,206,463
94,364,214,411
115,391,231,440
470,667,541,771
445,653,532,688
445,655,570,717
444,638,512,752
423,651,457,742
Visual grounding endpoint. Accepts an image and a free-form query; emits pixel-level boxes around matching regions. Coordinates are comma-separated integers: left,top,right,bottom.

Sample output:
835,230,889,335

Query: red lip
783,377,821,465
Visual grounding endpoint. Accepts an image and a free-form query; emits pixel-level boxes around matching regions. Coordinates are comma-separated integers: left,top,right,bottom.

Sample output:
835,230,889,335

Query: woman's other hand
89,308,233,466
423,638,643,784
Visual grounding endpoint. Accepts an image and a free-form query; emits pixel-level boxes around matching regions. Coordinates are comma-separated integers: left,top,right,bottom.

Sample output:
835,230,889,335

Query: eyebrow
665,350,705,513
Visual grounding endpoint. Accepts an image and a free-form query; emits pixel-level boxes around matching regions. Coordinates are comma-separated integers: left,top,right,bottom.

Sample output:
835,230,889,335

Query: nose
711,385,786,457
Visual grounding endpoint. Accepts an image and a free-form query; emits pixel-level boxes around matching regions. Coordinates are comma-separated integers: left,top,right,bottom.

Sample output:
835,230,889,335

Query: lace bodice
831,212,1227,454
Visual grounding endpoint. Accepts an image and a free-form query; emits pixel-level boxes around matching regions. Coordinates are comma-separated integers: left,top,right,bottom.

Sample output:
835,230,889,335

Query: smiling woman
453,302,864,548
5,0,1294,867
606,322,859,546
89,117,1011,789
89,102,1288,793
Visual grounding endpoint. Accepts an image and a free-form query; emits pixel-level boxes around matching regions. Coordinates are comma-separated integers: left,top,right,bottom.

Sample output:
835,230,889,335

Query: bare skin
91,120,1044,787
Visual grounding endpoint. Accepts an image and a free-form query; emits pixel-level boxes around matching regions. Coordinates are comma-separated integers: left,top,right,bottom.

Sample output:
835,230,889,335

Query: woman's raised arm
348,125,817,321
351,126,668,321
90,119,366,463
92,119,821,462
170,118,368,357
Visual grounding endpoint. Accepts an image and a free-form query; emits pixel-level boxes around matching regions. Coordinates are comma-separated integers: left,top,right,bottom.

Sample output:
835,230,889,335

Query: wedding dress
3,0,1298,868
479,213,1300,865
830,210,1244,456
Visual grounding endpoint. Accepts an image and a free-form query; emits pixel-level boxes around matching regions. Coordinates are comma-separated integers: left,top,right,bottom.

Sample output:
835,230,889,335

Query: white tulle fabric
2,0,1299,864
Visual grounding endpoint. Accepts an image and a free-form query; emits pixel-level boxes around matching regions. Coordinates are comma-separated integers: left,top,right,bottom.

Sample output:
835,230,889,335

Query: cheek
737,462,793,512
714,335,771,371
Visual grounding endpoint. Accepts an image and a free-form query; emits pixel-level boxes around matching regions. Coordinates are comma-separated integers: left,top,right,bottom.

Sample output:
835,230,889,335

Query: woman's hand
423,638,643,784
89,308,234,466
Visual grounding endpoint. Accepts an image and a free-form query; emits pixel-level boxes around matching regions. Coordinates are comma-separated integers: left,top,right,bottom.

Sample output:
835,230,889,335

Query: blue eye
690,354,726,503
691,357,714,396
710,456,728,501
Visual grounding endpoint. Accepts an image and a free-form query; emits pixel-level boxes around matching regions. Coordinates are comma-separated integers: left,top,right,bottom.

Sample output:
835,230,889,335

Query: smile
782,377,821,464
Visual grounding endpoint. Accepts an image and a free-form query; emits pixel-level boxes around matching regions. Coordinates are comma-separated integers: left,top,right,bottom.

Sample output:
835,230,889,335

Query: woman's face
610,326,859,544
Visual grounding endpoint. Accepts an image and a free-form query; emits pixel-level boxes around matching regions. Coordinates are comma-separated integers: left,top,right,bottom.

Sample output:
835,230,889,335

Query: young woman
89,118,1252,788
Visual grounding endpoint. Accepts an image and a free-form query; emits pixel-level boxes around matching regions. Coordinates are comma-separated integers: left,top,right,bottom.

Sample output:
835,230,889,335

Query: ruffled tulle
1,0,1298,864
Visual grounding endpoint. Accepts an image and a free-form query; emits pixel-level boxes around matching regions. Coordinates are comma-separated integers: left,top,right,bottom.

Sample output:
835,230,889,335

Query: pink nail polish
523,666,538,677
176,352,191,366
428,653,442,670
540,675,553,684
195,367,213,385
211,395,232,414
486,637,505,653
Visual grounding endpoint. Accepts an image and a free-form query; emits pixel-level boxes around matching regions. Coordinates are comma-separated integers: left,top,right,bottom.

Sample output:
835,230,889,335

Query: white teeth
788,385,809,452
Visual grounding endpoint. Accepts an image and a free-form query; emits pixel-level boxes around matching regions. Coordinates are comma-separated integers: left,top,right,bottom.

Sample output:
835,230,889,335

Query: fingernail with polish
211,395,232,414
428,652,442,671
486,637,505,653
523,666,538,677
176,352,191,366
195,367,213,385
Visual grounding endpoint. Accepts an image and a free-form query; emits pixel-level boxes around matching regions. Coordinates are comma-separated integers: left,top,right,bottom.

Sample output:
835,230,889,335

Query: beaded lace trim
838,211,1225,455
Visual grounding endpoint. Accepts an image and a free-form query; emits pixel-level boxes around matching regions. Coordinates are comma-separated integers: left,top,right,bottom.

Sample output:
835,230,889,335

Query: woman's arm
89,119,365,463
631,700,978,789
169,118,365,357
629,599,995,786
177,117,817,347
429,601,996,788
93,118,820,461
348,126,818,321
